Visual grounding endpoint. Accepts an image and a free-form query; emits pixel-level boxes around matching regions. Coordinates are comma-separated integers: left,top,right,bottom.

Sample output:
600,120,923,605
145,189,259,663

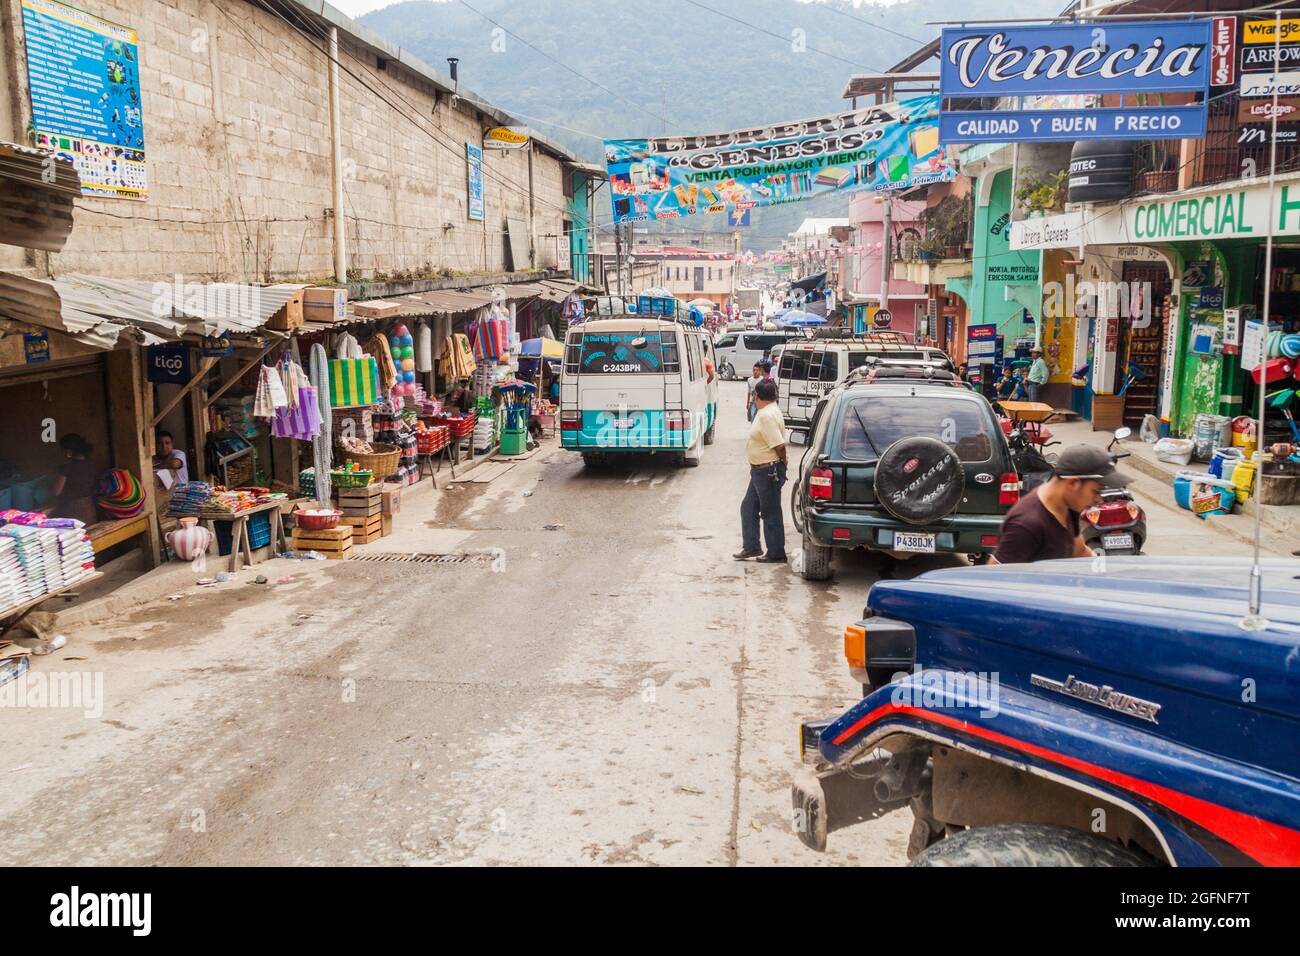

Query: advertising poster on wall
466,144,484,221
604,96,954,224
21,0,147,200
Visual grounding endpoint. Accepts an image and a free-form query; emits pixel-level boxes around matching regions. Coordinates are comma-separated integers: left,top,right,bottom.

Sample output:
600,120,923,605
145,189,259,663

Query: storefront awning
0,272,302,349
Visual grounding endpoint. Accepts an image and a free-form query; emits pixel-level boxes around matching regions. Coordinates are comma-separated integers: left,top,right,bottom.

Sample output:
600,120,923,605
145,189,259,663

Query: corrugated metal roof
0,271,299,349
0,142,80,252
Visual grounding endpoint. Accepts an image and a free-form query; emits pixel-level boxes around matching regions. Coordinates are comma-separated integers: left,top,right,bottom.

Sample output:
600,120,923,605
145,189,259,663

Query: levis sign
940,21,1213,97
1211,17,1237,87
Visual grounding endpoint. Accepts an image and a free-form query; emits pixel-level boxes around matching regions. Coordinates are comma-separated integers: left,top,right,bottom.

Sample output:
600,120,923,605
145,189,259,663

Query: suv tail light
560,410,579,431
665,410,686,431
999,473,1020,506
808,466,834,500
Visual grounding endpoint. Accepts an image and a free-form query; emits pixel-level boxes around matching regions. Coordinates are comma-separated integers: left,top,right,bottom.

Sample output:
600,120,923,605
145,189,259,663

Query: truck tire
801,528,832,581
874,437,965,526
910,824,1150,867
790,482,805,534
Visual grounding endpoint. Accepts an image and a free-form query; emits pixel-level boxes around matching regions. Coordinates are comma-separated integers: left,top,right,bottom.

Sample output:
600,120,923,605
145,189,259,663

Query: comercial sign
1241,43,1300,73
1242,18,1300,44
967,323,997,365
1013,179,1300,249
483,126,530,150
23,331,49,364
1241,71,1300,97
603,96,953,224
466,143,484,221
146,345,191,384
20,0,147,200
939,21,1212,143
1211,17,1237,87
1237,96,1300,123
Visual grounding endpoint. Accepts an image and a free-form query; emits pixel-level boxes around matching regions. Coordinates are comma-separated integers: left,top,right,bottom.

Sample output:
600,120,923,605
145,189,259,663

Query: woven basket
330,469,374,488
343,442,401,477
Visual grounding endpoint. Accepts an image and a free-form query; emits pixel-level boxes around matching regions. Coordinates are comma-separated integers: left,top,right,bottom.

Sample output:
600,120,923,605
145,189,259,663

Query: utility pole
328,26,347,284
614,218,624,297
878,79,893,328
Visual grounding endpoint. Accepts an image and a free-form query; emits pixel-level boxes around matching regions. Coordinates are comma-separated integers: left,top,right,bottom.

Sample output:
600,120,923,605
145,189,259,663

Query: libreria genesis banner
938,20,1212,144
604,96,954,224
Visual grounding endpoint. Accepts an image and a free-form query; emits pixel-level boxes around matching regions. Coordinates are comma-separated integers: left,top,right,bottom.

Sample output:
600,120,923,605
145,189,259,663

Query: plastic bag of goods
1154,437,1194,465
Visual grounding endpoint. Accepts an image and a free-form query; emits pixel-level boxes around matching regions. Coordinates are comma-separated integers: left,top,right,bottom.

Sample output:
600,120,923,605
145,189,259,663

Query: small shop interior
0,290,574,622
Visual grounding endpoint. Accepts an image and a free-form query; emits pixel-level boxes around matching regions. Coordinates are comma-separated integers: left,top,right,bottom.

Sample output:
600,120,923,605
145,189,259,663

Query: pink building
845,193,928,336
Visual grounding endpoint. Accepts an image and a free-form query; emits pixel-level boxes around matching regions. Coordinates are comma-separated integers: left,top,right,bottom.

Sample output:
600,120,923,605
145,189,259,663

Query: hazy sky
329,0,405,18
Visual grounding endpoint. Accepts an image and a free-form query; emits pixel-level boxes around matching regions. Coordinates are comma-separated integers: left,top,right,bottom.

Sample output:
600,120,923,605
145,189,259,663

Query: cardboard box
381,514,393,536
381,482,401,515
266,284,309,331
303,287,348,323
353,300,402,319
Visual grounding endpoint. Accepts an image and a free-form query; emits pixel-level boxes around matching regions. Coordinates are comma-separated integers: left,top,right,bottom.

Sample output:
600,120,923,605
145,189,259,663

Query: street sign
939,20,1211,144
967,323,997,365
940,106,1206,144
872,308,892,329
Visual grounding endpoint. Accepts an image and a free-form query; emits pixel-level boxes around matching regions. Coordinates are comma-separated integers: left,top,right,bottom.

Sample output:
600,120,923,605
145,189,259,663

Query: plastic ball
393,324,408,337
404,370,415,383
402,358,415,372
401,334,413,348
402,346,415,360
403,382,416,395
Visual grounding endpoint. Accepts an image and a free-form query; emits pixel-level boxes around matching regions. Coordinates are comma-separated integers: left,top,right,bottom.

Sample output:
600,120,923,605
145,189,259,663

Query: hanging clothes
439,333,476,381
335,331,363,360
366,332,398,392
415,319,434,373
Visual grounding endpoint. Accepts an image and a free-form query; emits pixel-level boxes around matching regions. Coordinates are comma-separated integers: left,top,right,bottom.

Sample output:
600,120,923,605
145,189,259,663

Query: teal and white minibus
560,315,719,467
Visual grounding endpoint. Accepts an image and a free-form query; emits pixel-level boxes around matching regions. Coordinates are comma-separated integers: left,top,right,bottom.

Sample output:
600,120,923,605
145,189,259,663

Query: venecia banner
939,20,1212,144
604,96,955,224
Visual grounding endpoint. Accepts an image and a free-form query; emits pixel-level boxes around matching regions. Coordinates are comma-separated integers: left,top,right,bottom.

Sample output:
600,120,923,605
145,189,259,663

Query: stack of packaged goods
0,536,25,614
299,468,317,501
473,395,496,454
373,410,419,485
216,395,260,442
0,525,51,602
168,481,215,516
200,489,261,514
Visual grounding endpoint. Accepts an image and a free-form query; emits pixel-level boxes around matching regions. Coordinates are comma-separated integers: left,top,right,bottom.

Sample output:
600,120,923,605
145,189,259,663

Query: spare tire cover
873,437,965,526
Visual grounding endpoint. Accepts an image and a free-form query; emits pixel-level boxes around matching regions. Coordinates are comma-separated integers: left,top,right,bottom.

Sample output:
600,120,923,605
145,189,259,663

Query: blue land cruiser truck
793,558,1300,865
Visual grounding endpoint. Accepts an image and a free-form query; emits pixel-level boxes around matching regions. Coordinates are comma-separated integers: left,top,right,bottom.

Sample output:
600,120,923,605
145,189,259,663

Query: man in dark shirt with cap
992,445,1133,564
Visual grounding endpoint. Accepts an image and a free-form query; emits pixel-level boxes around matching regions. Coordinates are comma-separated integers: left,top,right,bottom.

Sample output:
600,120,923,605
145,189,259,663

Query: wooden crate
336,483,382,517
291,525,352,559
341,512,383,543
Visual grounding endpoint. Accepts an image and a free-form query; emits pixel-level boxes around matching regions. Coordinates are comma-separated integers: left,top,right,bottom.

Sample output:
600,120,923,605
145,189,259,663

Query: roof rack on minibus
808,328,913,343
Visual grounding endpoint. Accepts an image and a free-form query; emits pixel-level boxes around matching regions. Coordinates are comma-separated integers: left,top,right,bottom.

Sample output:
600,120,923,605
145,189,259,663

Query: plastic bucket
1231,459,1258,502
499,427,527,456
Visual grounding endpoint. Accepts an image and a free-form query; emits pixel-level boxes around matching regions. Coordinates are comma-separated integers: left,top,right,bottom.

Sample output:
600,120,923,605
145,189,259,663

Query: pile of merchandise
168,481,215,515
473,395,496,454
373,409,419,485
0,514,94,614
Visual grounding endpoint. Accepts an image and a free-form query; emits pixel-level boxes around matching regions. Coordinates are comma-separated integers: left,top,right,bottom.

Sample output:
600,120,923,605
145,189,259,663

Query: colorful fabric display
438,334,477,380
469,313,509,362
96,469,145,519
272,385,323,440
329,357,380,408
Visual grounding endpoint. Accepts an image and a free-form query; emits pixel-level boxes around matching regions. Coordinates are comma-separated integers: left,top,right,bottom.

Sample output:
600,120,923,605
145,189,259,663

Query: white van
560,317,719,468
776,335,953,433
714,330,804,380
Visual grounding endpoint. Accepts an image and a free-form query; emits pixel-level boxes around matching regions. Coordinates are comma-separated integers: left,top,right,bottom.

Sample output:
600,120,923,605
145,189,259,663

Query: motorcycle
1006,422,1058,493
1081,427,1147,556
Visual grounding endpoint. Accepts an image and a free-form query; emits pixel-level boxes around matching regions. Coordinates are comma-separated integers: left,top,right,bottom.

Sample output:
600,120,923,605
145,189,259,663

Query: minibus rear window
579,332,668,373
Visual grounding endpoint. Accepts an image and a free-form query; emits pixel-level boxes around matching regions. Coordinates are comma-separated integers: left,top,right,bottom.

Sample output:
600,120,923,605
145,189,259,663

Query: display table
199,500,288,572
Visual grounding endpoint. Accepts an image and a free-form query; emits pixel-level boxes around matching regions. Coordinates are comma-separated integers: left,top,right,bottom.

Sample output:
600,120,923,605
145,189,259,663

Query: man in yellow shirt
735,379,788,563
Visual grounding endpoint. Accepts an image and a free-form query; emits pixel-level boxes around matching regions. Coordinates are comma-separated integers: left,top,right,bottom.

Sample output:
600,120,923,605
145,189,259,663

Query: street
1,381,1287,867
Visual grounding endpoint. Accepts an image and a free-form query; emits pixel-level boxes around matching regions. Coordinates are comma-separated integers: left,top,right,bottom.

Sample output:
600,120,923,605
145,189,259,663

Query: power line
813,0,930,47
677,0,888,72
455,0,669,128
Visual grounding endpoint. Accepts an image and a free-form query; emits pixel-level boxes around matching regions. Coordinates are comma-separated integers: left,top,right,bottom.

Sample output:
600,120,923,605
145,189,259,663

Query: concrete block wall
0,0,568,282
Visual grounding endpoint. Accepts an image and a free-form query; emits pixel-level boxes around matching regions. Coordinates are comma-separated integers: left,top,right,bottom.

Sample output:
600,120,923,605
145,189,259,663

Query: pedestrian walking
734,379,788,563
1027,347,1049,404
992,445,1131,564
745,360,770,422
